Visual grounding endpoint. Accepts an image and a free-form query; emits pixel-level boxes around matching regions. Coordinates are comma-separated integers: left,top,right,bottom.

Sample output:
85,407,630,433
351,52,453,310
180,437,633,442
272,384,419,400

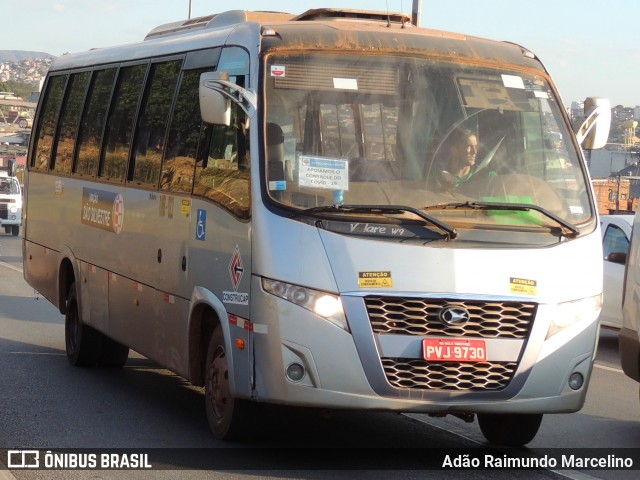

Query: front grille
365,296,536,391
382,358,517,391
366,296,536,339
0,204,7,219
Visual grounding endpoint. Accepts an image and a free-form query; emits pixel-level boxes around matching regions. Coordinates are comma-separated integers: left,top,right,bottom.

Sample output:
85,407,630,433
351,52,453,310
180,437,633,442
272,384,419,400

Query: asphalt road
1,232,639,479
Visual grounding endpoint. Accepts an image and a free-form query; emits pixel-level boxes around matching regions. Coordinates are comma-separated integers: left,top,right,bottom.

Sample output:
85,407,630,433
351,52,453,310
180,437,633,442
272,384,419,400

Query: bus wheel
11,225,19,236
100,337,129,367
477,413,543,446
65,282,101,367
205,326,253,439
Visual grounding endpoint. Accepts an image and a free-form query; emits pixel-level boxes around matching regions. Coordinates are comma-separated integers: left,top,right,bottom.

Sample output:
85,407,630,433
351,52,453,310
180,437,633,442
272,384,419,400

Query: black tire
99,337,129,367
477,413,543,446
65,282,102,367
205,325,254,439
11,225,19,236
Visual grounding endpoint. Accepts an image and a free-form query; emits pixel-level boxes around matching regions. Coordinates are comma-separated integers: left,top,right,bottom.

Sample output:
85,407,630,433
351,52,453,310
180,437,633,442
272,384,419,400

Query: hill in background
0,50,55,62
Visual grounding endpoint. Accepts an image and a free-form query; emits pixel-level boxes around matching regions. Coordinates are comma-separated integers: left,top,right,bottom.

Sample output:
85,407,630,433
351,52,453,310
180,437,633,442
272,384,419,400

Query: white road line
0,259,22,273
593,363,624,374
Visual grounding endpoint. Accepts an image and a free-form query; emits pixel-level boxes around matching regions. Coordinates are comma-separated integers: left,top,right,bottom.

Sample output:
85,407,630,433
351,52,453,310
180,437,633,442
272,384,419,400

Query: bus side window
129,59,182,186
193,102,250,219
99,63,147,183
75,68,118,177
160,68,208,193
52,71,91,175
32,75,67,171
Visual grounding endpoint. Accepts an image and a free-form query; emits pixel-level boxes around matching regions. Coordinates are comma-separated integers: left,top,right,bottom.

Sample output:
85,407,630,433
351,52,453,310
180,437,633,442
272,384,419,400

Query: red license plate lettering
423,338,487,362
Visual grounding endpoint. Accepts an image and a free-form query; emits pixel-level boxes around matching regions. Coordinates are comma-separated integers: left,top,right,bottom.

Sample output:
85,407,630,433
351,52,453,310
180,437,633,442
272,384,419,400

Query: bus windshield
263,53,591,231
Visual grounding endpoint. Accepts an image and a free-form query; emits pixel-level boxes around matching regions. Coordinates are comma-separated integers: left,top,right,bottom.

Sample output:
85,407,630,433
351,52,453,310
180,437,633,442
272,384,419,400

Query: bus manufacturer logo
438,305,470,326
228,245,244,291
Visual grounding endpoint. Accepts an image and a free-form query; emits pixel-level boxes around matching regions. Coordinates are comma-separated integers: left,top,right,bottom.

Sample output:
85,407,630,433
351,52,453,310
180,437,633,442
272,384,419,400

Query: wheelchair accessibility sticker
196,209,206,241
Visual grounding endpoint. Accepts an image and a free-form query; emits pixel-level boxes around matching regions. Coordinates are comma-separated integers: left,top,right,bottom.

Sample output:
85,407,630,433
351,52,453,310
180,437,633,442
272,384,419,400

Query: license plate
423,338,487,362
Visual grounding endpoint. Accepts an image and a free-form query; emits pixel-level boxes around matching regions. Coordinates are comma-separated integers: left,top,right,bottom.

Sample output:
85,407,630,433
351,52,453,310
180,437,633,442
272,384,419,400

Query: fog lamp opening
568,372,584,390
286,363,305,382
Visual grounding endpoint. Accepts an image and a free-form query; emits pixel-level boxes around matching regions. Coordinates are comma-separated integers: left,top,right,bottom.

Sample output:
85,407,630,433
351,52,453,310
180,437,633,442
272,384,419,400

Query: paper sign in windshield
298,156,349,191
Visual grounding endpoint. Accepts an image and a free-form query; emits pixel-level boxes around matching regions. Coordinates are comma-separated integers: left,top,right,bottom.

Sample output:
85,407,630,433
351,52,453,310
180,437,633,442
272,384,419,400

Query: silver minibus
24,8,610,445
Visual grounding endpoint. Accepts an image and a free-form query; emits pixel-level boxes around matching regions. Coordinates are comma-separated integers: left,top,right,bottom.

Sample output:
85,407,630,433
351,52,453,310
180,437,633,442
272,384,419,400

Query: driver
439,128,479,188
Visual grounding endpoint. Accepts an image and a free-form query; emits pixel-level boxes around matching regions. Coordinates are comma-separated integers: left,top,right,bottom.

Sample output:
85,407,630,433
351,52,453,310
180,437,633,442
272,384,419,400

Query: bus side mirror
575,97,611,150
199,71,257,126
199,71,231,126
605,251,628,265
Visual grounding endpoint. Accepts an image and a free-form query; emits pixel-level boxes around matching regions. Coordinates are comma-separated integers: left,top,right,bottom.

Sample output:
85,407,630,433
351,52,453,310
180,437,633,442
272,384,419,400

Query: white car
0,173,23,236
621,211,640,386
600,214,634,329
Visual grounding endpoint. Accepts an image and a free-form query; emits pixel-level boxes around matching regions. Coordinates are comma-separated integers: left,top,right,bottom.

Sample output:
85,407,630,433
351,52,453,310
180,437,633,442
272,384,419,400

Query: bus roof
144,9,414,40
47,8,544,74
145,10,296,40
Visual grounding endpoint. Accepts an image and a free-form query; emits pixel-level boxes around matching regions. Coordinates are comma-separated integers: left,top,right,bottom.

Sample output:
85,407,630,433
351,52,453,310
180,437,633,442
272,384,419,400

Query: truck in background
0,158,22,236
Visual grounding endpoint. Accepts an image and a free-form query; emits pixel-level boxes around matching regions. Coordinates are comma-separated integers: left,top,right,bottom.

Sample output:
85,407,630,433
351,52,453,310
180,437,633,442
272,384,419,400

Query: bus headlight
261,278,349,332
546,294,602,339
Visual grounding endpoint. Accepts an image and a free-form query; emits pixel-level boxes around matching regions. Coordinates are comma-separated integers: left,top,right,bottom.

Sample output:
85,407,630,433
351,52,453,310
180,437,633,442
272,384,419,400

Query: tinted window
194,101,250,219
603,224,629,258
100,63,147,183
191,48,251,218
75,68,117,177
52,71,91,175
32,75,67,171
130,60,182,186
160,68,208,193
183,48,220,70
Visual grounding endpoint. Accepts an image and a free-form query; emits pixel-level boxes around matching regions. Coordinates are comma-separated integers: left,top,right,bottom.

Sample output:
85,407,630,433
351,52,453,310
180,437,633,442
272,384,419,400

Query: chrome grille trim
365,296,536,339
382,358,517,391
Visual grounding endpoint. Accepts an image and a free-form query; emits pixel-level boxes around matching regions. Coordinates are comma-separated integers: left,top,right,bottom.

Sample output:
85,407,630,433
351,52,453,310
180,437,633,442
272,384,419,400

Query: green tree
7,81,35,99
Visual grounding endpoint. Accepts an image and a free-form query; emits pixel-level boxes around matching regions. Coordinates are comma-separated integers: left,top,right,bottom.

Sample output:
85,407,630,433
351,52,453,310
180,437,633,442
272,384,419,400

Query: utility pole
188,0,192,19
411,0,422,26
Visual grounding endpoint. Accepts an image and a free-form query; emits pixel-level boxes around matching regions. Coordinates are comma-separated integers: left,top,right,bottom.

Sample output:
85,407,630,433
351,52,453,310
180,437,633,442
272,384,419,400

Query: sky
4,0,640,107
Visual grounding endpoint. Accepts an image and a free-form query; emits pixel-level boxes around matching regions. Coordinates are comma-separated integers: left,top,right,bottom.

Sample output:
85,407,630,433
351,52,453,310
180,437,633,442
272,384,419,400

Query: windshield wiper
299,204,458,240
423,201,580,238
